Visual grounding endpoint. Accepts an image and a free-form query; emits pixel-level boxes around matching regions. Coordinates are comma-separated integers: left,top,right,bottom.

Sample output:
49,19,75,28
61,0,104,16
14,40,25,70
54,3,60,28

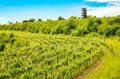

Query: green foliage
22,20,28,23
0,43,5,51
65,16,77,34
71,28,84,37
37,18,42,22
0,15,119,79
104,25,120,37
85,38,120,79
0,33,15,51
58,16,65,20
0,16,120,37
28,18,35,22
0,31,107,79
87,18,102,33
51,21,66,34
116,29,120,36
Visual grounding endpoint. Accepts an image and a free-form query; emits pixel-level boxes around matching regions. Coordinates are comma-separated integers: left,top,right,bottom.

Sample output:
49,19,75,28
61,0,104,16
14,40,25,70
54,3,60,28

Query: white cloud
108,1,120,6
0,17,4,21
69,3,120,17
69,0,120,17
87,0,119,2
87,0,120,6
87,5,120,17
82,0,120,17
69,4,120,17
87,0,120,17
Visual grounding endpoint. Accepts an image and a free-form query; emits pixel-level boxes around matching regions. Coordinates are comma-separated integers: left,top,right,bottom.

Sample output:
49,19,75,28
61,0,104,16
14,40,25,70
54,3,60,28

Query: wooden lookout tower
81,7,87,18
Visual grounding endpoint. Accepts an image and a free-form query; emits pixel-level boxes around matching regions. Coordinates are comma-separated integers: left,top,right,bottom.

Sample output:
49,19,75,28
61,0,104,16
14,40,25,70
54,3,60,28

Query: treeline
0,16,120,37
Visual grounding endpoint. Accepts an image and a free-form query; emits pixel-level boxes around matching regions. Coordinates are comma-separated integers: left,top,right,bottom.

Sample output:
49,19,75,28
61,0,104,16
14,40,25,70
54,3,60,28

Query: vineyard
0,31,113,79
0,6,120,79
1,0,120,78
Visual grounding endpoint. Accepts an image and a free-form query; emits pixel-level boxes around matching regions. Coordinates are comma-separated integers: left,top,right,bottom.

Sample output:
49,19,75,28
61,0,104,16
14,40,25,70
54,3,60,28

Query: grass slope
85,37,120,79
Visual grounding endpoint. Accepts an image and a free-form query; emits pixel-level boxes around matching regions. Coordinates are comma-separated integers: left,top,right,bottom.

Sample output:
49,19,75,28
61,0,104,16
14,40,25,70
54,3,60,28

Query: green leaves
0,33,15,51
0,31,111,79
0,16,120,37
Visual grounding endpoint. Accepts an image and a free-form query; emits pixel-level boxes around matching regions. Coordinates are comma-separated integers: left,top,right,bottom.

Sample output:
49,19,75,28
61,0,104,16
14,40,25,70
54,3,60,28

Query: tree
28,18,35,22
65,16,77,34
8,21,13,24
37,18,42,22
22,20,28,23
57,16,65,20
87,18,101,33
51,22,65,34
104,25,118,37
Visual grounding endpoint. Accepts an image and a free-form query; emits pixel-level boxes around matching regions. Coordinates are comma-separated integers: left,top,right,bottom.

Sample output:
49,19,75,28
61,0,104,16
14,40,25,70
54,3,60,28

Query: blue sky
0,0,120,24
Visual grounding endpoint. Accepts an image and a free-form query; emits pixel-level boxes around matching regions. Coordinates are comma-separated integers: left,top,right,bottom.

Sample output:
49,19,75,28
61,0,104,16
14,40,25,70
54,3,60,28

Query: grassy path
84,37,120,79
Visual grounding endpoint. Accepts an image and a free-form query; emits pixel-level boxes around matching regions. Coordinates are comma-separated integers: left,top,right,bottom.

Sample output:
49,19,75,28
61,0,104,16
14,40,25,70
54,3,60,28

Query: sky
0,0,120,24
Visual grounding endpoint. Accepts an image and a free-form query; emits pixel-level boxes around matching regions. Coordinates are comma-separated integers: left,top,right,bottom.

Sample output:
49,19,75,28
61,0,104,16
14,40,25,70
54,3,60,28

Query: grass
85,37,120,79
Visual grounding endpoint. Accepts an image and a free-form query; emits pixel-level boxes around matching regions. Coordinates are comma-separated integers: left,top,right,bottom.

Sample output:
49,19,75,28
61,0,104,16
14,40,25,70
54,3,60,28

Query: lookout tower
81,7,87,18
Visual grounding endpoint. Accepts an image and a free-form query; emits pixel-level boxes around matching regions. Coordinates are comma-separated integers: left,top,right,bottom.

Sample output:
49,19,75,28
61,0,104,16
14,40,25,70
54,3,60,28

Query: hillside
0,16,120,79
0,30,119,79
78,37,120,79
